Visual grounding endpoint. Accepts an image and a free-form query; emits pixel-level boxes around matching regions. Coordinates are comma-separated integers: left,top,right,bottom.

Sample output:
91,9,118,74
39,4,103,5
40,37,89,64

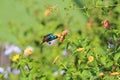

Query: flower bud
102,20,110,29
52,56,59,64
99,72,104,77
44,9,51,17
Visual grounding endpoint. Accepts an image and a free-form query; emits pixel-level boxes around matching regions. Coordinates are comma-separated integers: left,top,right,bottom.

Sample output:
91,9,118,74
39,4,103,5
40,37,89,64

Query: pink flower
102,20,110,29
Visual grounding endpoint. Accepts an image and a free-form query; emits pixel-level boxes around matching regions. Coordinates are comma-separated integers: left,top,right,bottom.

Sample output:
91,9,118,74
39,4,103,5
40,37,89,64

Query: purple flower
12,68,20,75
60,70,66,75
62,49,68,56
4,45,21,55
4,73,8,79
6,66,11,73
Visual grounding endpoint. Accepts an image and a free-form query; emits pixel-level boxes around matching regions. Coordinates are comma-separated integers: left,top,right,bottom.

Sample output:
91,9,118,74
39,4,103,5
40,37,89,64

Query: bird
41,33,58,44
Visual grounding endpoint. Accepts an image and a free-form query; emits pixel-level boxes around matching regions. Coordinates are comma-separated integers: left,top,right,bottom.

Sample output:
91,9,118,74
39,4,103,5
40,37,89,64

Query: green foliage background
0,0,120,80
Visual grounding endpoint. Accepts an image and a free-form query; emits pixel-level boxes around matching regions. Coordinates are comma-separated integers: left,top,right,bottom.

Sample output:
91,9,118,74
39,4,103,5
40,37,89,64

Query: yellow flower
12,54,20,62
110,72,119,76
76,48,85,52
88,56,94,63
52,56,59,64
24,47,33,56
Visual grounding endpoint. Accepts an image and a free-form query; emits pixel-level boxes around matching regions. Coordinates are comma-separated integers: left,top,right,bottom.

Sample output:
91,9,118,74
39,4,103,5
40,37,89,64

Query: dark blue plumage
41,33,58,44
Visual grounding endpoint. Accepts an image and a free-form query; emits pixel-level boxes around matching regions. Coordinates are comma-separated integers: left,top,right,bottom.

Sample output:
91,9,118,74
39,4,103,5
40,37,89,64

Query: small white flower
107,43,111,49
0,67,4,73
4,73,8,79
60,70,65,75
26,46,34,50
53,71,59,76
68,45,72,49
24,66,29,71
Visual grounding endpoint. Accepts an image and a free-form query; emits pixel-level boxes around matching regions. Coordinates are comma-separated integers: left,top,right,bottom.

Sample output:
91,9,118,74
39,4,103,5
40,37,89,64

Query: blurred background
0,0,120,79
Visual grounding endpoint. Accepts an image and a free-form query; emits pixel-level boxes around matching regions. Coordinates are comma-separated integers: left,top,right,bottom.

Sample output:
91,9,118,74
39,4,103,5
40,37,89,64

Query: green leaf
81,70,91,79
100,56,107,65
0,74,3,79
106,60,113,68
114,53,120,61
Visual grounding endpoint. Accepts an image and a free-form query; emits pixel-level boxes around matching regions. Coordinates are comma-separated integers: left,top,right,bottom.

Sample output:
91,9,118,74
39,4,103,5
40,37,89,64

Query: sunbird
41,33,58,44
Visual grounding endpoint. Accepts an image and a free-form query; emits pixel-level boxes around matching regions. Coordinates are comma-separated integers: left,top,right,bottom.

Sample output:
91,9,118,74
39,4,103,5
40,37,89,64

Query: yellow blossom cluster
12,54,20,62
